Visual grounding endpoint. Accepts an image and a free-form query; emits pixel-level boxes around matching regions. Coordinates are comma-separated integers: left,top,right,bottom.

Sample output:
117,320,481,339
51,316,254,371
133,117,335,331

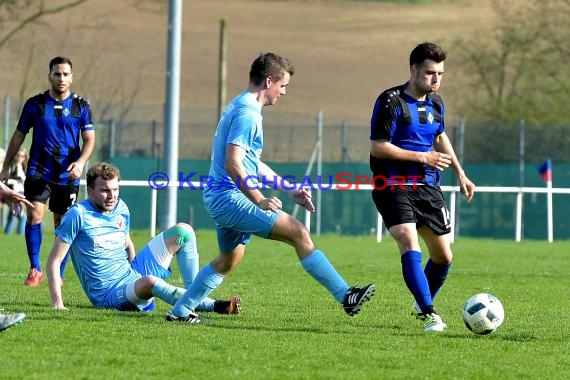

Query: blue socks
401,250,432,311
24,222,69,276
25,223,42,270
424,258,450,299
402,252,452,312
300,249,349,303
171,263,224,317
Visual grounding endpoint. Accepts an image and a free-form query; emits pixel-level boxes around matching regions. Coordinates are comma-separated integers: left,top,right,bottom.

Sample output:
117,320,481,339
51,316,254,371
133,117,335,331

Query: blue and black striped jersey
370,83,445,186
17,91,94,185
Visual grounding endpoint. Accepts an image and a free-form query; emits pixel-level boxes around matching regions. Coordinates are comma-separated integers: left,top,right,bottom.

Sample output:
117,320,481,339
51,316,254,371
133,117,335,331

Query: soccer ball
462,293,504,335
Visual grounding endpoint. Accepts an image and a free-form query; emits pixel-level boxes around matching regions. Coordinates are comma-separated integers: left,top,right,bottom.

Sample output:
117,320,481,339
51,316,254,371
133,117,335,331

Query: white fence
88,181,565,242
301,184,562,243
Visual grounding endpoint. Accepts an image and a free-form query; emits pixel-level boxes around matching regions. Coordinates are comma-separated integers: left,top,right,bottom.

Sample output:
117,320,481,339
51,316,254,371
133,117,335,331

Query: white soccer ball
462,293,504,335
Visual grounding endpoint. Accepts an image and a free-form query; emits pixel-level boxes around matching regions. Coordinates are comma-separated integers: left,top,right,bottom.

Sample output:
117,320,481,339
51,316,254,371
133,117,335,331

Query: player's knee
164,223,196,245
141,275,158,286
135,275,158,296
434,252,453,265
296,225,311,242
390,228,417,250
394,235,415,250
290,223,313,250
212,252,241,274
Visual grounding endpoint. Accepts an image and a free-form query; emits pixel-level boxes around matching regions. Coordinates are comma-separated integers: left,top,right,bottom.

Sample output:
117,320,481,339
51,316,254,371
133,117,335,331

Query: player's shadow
203,317,403,335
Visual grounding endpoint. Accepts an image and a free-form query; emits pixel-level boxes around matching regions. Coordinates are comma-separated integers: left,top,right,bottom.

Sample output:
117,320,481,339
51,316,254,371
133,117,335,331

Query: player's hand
459,176,476,203
288,189,315,213
425,151,451,171
257,196,282,212
8,199,28,216
67,161,85,180
53,304,69,311
0,182,34,212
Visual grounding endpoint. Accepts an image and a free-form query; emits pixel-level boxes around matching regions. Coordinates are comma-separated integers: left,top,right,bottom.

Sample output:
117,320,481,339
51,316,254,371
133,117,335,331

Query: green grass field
1,230,569,379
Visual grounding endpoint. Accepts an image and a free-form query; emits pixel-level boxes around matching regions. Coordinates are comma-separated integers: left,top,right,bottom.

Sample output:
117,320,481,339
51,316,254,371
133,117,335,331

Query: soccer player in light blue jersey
46,163,239,316
167,53,375,324
369,42,475,332
0,57,95,287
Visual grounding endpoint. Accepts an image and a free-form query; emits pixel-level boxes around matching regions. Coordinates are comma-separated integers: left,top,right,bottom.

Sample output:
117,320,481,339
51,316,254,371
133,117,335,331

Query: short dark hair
409,42,447,67
49,56,73,73
86,163,121,188
249,52,295,86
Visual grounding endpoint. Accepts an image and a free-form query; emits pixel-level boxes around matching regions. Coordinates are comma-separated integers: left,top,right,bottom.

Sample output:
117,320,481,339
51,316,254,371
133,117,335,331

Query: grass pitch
1,230,569,379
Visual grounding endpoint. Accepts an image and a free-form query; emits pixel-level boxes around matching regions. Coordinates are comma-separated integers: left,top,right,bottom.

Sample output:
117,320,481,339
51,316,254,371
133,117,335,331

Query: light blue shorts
207,190,280,252
100,244,172,311
131,244,173,280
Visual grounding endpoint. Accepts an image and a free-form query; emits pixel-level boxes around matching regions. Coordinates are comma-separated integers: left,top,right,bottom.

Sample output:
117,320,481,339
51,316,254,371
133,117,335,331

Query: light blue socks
300,249,349,303
175,239,215,312
152,278,185,305
171,263,223,317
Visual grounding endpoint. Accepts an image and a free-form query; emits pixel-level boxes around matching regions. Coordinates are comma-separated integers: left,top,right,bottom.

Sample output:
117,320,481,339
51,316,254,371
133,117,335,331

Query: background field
1,0,498,118
1,2,568,378
1,0,501,161
1,231,569,379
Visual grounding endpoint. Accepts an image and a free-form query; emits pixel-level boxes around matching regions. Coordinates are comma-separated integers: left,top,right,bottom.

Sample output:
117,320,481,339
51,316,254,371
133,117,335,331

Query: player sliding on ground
47,163,240,315
166,52,375,323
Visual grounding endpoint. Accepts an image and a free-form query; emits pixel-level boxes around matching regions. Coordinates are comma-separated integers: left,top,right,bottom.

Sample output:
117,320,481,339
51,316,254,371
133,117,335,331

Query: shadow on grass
200,317,405,335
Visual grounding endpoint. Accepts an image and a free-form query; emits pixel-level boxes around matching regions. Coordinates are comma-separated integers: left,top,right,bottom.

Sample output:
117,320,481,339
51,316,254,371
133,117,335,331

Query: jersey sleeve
430,93,446,135
79,98,95,132
437,103,445,135
55,204,83,244
227,109,259,152
16,98,36,134
370,91,401,142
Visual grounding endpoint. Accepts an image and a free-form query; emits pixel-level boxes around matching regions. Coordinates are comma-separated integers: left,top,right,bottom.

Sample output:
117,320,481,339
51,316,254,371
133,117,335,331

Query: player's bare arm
370,140,451,171
225,144,282,212
47,237,71,310
67,129,96,180
258,161,315,212
125,233,136,262
434,132,475,202
0,182,34,214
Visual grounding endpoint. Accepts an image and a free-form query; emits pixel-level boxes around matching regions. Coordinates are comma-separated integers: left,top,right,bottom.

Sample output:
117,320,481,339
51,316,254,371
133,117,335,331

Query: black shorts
371,185,451,235
24,178,79,215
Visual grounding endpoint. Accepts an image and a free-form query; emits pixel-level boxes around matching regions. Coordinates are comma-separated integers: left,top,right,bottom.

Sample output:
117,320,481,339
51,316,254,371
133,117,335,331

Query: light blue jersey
56,198,140,307
202,90,279,252
203,91,263,206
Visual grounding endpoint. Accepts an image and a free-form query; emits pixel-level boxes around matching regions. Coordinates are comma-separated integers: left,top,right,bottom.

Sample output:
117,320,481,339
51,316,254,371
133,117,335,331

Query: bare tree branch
453,0,570,124
0,0,89,50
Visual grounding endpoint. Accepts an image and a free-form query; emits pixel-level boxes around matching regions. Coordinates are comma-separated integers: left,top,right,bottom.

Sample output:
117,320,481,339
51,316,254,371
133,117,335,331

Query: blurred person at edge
5,148,29,235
